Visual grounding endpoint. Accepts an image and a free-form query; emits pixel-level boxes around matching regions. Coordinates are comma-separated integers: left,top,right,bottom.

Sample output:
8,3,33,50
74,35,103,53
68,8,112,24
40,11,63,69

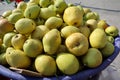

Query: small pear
42,29,61,54
45,16,63,29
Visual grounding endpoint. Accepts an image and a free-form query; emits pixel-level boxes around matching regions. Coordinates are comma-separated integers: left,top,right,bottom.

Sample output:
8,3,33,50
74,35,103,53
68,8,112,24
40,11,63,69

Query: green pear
11,34,27,50
42,29,61,55
107,36,114,43
39,0,53,8
15,18,36,34
3,32,16,47
84,12,98,20
24,4,40,19
82,48,103,68
65,32,89,56
2,10,12,18
35,55,56,76
31,25,49,40
6,49,31,68
8,13,24,24
100,42,115,57
39,8,56,20
105,26,119,37
89,28,107,48
17,1,27,11
93,12,100,20
45,16,63,29
61,26,80,38
79,26,91,38
0,53,7,65
23,39,43,58
63,6,83,27
56,53,80,75
54,0,68,14
85,19,97,32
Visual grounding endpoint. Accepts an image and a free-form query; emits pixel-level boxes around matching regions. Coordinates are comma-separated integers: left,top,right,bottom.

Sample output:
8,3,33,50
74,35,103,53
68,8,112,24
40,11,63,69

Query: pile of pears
0,0,119,77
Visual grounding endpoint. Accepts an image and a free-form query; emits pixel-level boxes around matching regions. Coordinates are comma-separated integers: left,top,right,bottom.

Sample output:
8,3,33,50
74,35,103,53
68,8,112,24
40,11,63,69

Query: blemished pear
42,29,61,54
63,6,83,27
89,28,107,48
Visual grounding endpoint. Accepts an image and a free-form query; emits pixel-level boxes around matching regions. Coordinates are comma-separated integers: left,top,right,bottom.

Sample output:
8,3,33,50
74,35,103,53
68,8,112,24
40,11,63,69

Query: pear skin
89,28,107,48
42,29,61,54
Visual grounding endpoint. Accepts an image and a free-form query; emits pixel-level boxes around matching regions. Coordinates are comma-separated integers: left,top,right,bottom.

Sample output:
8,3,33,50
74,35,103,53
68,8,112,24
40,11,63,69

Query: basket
0,36,120,80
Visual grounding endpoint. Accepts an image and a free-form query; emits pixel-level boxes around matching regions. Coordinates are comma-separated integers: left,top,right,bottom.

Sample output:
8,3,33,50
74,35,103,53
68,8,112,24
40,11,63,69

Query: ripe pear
0,18,14,36
79,26,91,38
24,4,40,19
42,29,61,54
35,55,56,76
97,20,108,29
65,32,89,56
17,1,27,11
61,26,80,38
82,48,103,68
0,53,7,65
39,8,56,20
3,32,16,47
39,0,53,8
31,25,49,40
89,28,107,48
15,18,36,34
85,19,97,32
63,6,83,27
45,16,63,29
11,34,27,50
54,0,68,14
2,10,12,18
23,39,43,58
6,49,31,68
100,42,115,57
56,53,80,75
105,26,119,37
8,13,24,24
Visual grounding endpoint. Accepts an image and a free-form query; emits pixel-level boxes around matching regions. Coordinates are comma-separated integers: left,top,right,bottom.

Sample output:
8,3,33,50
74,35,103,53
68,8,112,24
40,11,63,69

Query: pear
82,48,103,68
0,44,7,53
105,26,119,37
79,26,91,38
89,28,107,48
34,18,45,26
97,20,108,29
3,32,16,47
31,25,49,40
0,18,14,36
63,6,83,27
54,0,68,14
84,12,98,20
0,53,7,65
23,39,43,58
100,42,115,57
77,5,84,16
107,36,114,43
39,0,53,8
29,0,40,4
56,45,69,54
35,55,56,76
56,53,80,75
17,1,27,11
42,29,61,55
39,8,56,20
11,34,27,50
45,16,63,29
83,8,91,14
24,4,40,19
15,18,36,34
61,26,80,38
85,19,97,32
2,10,12,18
8,12,24,24
6,49,31,68
12,8,23,14
65,32,89,56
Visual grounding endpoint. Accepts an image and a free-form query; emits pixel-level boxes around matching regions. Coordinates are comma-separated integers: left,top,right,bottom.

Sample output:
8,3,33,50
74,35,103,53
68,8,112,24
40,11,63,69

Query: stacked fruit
0,0,119,77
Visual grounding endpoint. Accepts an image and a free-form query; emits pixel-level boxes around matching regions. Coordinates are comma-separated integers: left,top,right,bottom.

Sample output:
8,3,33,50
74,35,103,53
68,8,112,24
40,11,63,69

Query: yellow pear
63,6,83,27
